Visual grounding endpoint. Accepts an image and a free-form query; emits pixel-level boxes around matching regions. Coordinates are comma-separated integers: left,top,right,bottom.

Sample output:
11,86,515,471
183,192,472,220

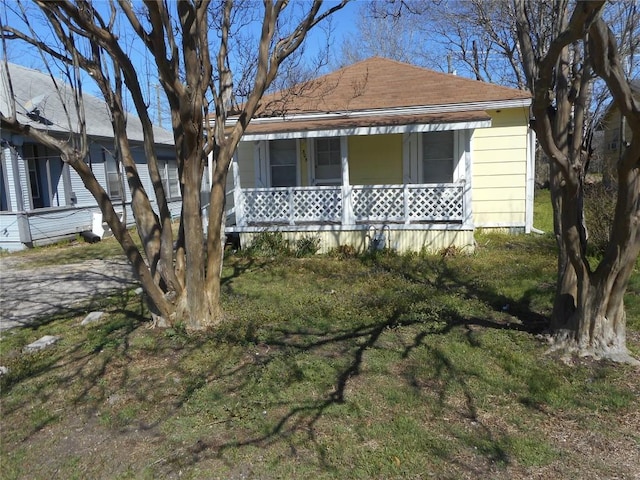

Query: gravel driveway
0,256,137,331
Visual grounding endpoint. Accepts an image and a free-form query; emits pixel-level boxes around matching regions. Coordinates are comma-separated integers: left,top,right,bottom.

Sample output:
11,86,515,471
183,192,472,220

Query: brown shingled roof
253,57,531,117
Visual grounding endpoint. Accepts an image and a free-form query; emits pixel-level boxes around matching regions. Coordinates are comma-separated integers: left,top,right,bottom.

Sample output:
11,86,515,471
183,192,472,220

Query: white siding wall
16,147,31,210
0,213,23,250
68,143,105,207
132,148,151,204
2,144,18,211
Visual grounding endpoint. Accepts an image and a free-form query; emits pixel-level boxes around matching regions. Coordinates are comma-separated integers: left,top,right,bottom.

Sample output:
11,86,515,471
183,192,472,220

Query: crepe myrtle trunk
549,161,579,327
170,135,212,329
204,150,231,325
170,147,230,329
549,151,640,363
552,263,635,361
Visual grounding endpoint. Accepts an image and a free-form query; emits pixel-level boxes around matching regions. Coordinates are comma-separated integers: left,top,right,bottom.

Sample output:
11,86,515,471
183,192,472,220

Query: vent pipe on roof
446,54,457,76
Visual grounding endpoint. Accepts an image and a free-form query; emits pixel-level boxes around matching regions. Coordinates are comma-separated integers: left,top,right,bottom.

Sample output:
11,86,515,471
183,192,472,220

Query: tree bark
513,1,640,363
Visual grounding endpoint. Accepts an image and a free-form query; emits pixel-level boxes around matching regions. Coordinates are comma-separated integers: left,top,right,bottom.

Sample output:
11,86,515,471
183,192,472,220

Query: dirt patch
0,256,136,331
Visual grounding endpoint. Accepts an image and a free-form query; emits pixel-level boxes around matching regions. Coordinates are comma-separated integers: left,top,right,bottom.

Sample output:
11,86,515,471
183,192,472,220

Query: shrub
245,231,292,257
583,183,616,256
294,235,321,257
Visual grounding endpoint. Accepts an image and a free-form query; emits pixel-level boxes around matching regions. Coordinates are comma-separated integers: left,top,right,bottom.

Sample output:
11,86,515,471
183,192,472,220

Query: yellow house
224,57,534,253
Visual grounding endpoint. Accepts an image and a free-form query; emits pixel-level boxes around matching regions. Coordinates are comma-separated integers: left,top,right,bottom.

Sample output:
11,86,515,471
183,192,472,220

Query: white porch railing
233,183,465,227
241,186,343,225
353,184,464,223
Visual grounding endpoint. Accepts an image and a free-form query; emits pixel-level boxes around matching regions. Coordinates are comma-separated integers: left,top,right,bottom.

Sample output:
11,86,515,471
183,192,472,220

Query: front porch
229,182,469,227
0,206,95,251
225,182,475,253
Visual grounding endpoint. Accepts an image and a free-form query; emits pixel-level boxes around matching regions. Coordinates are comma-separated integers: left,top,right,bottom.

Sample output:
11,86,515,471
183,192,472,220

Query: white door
313,137,341,185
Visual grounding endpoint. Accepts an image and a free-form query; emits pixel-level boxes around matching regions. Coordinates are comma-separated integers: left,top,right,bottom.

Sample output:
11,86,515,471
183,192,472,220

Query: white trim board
227,223,474,233
240,120,492,142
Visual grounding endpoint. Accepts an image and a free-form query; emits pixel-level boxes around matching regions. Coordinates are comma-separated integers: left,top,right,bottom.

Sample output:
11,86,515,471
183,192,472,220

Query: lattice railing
236,183,463,226
352,184,464,222
241,186,342,225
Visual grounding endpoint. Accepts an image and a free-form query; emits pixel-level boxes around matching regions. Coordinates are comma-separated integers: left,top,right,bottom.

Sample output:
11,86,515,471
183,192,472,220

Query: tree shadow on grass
170,257,554,475
1,253,556,477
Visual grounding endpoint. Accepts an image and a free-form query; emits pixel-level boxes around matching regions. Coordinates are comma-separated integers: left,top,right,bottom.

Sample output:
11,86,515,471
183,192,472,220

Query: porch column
6,136,27,211
340,136,354,225
231,151,246,227
1,143,15,211
463,130,473,228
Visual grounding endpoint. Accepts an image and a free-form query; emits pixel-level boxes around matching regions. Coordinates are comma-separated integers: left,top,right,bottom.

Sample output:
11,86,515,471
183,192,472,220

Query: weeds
294,235,321,257
584,182,616,256
243,231,321,258
0,234,638,479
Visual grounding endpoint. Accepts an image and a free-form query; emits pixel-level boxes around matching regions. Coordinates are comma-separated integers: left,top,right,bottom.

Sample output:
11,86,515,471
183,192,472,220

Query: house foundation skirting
236,224,475,254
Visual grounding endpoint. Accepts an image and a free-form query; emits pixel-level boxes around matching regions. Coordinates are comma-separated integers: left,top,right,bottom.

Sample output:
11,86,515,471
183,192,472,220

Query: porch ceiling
237,110,491,140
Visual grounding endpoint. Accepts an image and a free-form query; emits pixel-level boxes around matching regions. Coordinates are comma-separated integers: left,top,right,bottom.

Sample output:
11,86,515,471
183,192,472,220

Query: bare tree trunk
204,151,231,327
513,0,640,363
549,161,578,328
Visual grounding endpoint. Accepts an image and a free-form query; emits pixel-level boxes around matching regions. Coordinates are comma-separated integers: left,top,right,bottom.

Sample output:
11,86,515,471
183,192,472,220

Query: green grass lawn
1,229,639,479
533,188,554,233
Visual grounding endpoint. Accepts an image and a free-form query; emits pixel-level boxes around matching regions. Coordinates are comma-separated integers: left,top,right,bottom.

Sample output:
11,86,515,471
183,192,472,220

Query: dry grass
1,234,639,479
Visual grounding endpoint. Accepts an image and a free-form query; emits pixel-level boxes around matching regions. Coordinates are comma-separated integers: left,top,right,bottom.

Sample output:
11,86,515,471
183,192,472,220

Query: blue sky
2,1,362,125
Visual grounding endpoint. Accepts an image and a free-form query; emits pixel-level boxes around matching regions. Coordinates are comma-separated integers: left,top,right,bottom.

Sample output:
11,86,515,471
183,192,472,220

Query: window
159,158,180,199
22,144,64,209
104,152,123,200
422,131,454,183
270,139,297,187
27,158,41,207
1,156,9,211
314,137,341,185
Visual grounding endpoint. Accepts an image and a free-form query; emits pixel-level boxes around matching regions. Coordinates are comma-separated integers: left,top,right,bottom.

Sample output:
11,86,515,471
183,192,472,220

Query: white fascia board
240,120,492,142
222,98,530,129
227,223,474,233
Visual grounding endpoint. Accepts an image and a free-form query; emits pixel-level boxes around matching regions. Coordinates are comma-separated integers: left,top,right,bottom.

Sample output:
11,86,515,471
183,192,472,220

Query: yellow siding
472,107,529,227
474,174,526,189
473,187,524,201
485,107,529,128
348,134,403,185
475,200,526,213
472,161,525,175
240,228,475,254
474,135,527,151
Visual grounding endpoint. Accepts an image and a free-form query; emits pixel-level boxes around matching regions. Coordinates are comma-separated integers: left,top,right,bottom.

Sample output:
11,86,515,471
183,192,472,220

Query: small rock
0,366,8,375
81,311,106,326
23,335,60,353
134,287,143,296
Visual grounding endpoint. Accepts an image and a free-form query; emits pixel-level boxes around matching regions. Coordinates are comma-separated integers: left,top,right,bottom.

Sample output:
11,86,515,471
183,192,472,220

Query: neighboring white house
223,57,535,253
600,79,640,185
0,63,189,251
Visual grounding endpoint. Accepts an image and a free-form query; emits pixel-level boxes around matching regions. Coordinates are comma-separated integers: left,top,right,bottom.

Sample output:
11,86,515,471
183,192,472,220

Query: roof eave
240,119,492,142
220,98,531,129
